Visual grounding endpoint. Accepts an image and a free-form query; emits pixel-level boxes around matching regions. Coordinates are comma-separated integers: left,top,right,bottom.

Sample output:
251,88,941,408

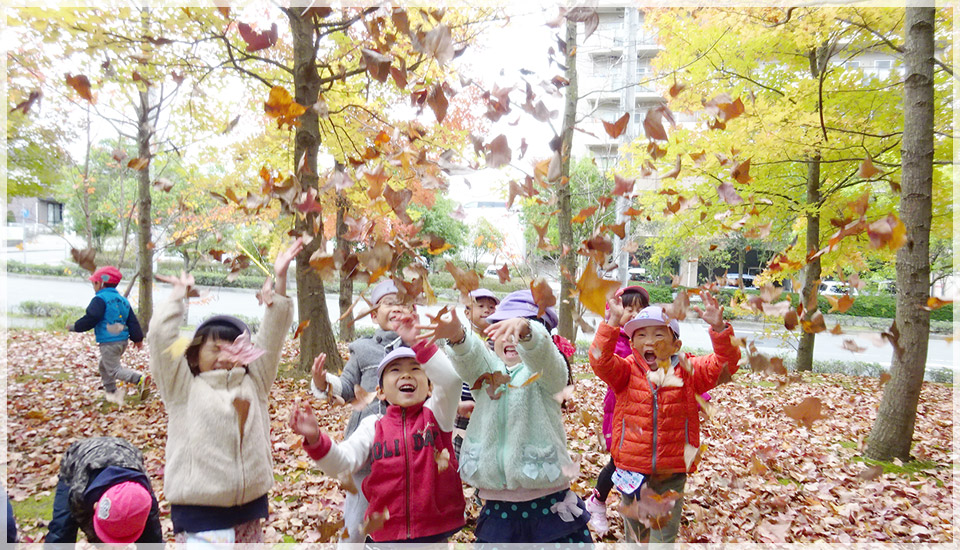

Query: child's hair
185,319,245,375
104,282,119,289
620,287,650,309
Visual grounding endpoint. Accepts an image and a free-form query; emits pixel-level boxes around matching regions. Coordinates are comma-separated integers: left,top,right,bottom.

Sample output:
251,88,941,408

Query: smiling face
377,357,431,407
630,325,682,366
373,294,410,332
196,337,242,373
466,297,499,332
494,337,521,367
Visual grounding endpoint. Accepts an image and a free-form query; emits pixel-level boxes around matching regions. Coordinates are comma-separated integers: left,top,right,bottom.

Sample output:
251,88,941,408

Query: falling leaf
858,464,885,481
237,22,278,52
264,86,307,129
435,448,450,471
867,214,907,251
575,260,620,316
152,178,174,192
422,23,454,65
65,74,95,103
10,90,41,114
361,48,392,82
783,397,825,429
572,205,598,223
662,155,682,179
731,158,752,184
800,311,826,334
842,338,867,353
471,371,512,400
494,264,511,283
70,247,97,272
716,181,743,205
444,261,479,296
484,134,511,168
530,277,557,318
922,297,952,311
784,310,799,331
219,331,266,365
879,372,892,387
669,80,686,98
509,371,542,388
602,112,630,138
361,508,390,538
350,385,378,412
427,83,448,122
293,320,310,339
127,158,150,171
684,443,707,471
825,294,855,314
859,156,880,178
612,174,635,197
642,108,668,141
165,335,192,360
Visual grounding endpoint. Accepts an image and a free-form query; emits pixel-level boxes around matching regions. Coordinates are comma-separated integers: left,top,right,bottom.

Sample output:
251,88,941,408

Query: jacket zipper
498,368,509,488
651,385,659,473
402,409,411,539
618,417,626,450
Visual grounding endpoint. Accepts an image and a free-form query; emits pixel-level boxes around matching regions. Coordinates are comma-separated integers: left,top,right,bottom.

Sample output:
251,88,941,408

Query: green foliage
410,196,468,260
6,111,74,198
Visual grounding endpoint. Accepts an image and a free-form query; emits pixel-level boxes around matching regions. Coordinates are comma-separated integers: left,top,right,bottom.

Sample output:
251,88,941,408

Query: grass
10,491,55,526
14,372,71,383
852,456,948,483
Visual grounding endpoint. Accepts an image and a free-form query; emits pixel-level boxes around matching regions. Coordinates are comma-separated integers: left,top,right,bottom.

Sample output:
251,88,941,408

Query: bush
18,301,87,332
7,261,84,278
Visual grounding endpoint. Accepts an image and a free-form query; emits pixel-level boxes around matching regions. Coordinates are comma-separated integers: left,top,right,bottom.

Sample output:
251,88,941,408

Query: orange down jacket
589,322,741,474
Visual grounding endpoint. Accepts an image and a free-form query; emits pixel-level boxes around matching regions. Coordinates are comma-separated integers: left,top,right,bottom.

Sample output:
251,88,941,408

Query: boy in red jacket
289,315,465,543
589,291,740,543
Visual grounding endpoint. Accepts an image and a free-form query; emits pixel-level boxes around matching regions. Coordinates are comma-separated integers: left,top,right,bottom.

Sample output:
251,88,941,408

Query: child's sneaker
137,374,152,401
585,490,609,537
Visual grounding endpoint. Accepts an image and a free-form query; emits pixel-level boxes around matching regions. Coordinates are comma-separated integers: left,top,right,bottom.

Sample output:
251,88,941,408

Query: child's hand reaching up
484,317,531,344
273,237,304,297
289,399,321,446
395,311,421,347
605,296,632,327
156,272,197,300
692,291,726,332
311,353,328,394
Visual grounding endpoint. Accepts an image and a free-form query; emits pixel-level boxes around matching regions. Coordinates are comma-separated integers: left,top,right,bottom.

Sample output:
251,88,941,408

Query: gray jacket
312,330,401,436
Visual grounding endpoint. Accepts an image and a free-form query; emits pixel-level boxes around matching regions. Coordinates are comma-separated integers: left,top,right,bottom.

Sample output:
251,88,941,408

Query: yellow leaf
575,259,621,317
165,335,192,360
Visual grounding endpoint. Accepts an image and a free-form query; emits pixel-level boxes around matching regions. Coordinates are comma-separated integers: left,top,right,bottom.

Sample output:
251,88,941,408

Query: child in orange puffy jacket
588,291,740,543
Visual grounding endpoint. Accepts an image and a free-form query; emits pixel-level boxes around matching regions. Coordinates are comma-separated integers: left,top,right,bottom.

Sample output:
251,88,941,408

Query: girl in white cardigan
149,238,302,544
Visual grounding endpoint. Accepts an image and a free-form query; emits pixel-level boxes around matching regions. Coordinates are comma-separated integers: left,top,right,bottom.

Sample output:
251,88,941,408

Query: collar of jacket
383,401,425,420
373,330,401,348
198,366,246,389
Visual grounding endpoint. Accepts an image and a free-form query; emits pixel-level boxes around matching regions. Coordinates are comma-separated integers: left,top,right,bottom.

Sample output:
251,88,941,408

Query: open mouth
643,351,658,365
503,345,517,355
398,382,417,393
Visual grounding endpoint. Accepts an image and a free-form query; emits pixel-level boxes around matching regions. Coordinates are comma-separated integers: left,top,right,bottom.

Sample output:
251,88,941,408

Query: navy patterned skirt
475,489,593,544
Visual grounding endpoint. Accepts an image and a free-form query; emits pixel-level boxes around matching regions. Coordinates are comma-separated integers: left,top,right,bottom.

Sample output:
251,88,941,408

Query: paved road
5,274,956,373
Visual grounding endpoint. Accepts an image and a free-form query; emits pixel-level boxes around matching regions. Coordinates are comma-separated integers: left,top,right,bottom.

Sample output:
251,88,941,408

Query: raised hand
693,290,726,332
288,399,320,446
311,353,328,393
484,317,531,345
274,237,304,297
605,296,630,327
156,271,198,299
421,306,465,344
395,312,421,347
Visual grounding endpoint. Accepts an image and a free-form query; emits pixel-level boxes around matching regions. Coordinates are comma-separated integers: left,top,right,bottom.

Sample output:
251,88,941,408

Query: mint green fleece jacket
444,322,575,498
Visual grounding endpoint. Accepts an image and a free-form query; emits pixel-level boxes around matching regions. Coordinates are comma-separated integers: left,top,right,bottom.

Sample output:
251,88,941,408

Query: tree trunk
866,6,934,462
556,18,579,342
135,88,154,330
81,104,95,249
795,155,821,372
336,191,355,341
287,9,343,373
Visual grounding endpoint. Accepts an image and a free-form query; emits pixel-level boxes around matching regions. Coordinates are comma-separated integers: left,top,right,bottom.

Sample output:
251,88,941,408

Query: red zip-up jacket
303,342,465,541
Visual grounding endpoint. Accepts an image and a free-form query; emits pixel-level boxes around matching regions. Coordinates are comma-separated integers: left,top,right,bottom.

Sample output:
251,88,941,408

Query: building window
844,61,860,69
876,59,891,69
46,202,63,225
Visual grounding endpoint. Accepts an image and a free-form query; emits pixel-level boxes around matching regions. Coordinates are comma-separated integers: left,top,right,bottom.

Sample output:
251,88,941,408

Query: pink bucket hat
623,306,680,339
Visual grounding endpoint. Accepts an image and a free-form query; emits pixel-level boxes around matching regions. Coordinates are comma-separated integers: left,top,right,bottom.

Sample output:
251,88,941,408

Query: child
46,437,162,544
148,238,301,544
67,266,147,405
585,285,650,537
439,289,592,544
453,288,500,460
589,292,741,543
289,314,465,543
310,278,410,543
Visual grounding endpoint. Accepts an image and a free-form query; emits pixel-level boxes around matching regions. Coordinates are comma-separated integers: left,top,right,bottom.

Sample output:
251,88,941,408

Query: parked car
819,280,859,296
721,273,755,289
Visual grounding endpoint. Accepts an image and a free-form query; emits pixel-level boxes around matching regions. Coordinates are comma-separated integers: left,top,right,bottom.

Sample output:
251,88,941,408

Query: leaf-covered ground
6,329,954,543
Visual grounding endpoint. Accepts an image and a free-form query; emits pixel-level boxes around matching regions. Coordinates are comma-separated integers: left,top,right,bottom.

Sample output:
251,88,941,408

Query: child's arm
127,309,144,349
249,239,302,395
417,341,462,432
688,291,742,393
436,311,498,387
290,402,375,477
66,296,105,333
149,273,195,404
588,297,633,393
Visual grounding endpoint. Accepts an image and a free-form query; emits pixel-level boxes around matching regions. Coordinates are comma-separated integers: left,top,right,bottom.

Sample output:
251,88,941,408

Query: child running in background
585,285,650,537
289,314,465,543
452,288,500,460
589,292,740,543
437,290,592,544
309,279,411,543
148,238,302,544
67,266,147,406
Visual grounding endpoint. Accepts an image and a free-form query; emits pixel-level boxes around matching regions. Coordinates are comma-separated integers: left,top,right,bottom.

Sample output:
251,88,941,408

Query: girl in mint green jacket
439,290,592,544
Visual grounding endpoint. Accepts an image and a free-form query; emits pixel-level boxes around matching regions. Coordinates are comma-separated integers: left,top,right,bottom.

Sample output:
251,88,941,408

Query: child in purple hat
433,289,592,544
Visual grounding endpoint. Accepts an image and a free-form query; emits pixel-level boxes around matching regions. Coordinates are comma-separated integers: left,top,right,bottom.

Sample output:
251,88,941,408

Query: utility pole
613,7,638,284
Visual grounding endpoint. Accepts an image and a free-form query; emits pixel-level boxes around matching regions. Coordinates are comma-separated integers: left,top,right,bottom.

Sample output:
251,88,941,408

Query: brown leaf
427,83,448,123
783,397,825,429
444,262,480,296
361,48,392,83
662,155,681,180
784,310,799,331
879,372,892,387
642,108,668,141
237,22,278,52
495,264,511,284
349,385,378,412
293,320,310,339
361,508,390,538
858,464,885,481
603,112,630,138
70,247,97,272
422,23,454,65
859,156,880,178
485,134,511,168
127,158,150,171
471,371,512,400
842,338,867,353
731,158,752,184
10,90,41,114
529,277,557,319
152,178,174,192
382,185,413,224
825,294,855,314
800,311,826,334
716,181,743,205
612,174,635,197
65,74,95,103
669,80,686,98
922,296,952,311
